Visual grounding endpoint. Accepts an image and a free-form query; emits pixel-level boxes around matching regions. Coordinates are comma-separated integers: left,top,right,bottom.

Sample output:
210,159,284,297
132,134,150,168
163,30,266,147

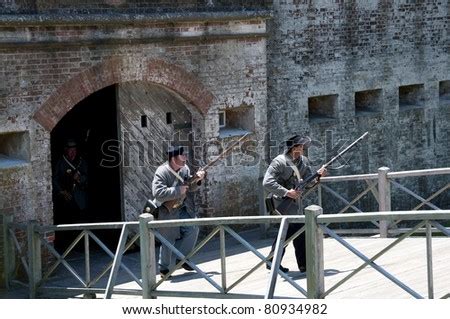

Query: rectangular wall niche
0,131,30,168
399,84,424,109
308,94,338,122
218,111,226,128
439,80,450,107
355,89,382,115
219,105,255,138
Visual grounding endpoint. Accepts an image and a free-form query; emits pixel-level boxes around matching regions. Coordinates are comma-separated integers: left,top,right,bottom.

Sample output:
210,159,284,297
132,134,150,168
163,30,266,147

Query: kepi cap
166,145,185,159
285,135,311,151
64,138,77,148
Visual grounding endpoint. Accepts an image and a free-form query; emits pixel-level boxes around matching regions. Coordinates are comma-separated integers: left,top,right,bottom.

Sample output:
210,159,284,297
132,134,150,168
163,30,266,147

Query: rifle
274,132,369,215
146,133,250,214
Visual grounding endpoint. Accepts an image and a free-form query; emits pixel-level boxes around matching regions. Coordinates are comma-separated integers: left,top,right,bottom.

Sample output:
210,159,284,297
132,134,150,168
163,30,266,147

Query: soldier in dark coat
53,139,88,224
263,135,326,273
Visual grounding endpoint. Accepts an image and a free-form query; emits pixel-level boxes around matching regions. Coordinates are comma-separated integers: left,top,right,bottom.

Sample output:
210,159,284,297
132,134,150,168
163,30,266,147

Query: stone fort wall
267,0,449,211
0,2,270,225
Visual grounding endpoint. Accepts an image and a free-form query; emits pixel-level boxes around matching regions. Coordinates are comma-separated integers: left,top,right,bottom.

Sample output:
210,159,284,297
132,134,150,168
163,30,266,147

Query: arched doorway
34,57,213,248
51,85,122,248
50,81,204,248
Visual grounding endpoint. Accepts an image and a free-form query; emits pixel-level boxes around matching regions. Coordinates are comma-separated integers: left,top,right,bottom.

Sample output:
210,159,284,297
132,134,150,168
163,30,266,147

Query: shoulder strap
166,163,186,184
284,154,301,182
63,155,77,171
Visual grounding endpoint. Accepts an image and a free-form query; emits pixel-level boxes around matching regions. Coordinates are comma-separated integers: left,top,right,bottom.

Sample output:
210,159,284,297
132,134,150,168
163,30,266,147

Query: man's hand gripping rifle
274,132,369,215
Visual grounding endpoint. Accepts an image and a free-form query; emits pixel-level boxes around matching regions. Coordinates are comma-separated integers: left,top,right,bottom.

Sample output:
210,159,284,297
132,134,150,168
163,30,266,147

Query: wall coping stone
0,10,272,27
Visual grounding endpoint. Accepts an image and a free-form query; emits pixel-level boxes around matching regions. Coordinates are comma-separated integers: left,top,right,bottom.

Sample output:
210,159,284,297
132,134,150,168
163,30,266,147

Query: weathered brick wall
0,2,447,221
265,1,449,213
0,166,33,222
0,214,5,286
267,0,449,174
0,16,268,226
0,213,14,288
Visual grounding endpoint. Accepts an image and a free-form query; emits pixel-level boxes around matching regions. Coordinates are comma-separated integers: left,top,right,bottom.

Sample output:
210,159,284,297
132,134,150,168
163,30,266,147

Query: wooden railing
3,208,450,299
310,166,450,237
5,216,308,299
300,207,450,299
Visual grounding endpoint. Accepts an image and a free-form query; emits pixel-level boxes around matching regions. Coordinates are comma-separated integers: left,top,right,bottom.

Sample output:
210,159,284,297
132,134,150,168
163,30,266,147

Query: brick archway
33,57,214,131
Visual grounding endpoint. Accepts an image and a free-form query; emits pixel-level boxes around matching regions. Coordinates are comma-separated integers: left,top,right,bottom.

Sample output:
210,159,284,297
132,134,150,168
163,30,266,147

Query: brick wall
265,0,449,213
0,16,268,226
0,214,5,286
267,0,449,171
0,1,447,221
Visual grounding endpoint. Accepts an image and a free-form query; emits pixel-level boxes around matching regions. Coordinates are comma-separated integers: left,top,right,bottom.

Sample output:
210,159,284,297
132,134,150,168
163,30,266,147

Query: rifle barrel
200,133,250,171
323,132,368,168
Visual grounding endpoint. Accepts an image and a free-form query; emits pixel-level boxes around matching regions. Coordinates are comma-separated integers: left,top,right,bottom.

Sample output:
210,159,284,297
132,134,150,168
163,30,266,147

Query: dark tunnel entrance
51,85,122,250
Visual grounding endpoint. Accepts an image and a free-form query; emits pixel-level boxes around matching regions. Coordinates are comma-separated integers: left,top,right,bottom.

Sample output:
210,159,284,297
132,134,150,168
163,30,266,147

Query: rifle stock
275,132,368,215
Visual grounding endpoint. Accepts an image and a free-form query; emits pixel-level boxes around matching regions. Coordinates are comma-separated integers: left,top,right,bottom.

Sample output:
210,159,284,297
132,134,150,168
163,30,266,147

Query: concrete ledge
0,11,270,48
0,10,272,26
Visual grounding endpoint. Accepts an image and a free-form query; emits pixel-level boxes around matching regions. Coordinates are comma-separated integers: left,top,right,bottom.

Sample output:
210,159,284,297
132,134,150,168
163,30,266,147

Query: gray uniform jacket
263,154,314,215
152,162,200,219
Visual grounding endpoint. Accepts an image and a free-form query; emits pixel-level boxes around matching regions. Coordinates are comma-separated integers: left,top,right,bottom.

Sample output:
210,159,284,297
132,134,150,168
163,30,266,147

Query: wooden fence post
426,222,434,299
305,205,324,299
1,214,14,289
27,220,42,298
258,176,270,237
378,167,391,238
264,217,289,299
139,213,156,299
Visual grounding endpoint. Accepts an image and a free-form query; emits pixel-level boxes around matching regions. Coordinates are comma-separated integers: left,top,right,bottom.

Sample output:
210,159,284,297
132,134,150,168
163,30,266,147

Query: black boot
266,263,289,273
176,259,194,271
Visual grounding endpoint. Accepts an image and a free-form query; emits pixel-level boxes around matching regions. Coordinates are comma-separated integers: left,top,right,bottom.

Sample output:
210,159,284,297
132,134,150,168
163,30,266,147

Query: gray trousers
174,209,199,263
158,207,199,272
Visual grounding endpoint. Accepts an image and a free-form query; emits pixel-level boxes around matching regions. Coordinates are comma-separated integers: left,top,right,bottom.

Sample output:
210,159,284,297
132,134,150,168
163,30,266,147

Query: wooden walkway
111,235,450,299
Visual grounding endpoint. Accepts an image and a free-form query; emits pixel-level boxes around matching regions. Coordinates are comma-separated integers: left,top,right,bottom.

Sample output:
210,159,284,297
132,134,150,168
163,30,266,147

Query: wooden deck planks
145,236,450,299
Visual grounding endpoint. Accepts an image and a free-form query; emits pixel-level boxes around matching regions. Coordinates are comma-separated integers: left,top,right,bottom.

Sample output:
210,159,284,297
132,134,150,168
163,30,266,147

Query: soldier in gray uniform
152,145,205,276
53,139,89,251
263,135,326,273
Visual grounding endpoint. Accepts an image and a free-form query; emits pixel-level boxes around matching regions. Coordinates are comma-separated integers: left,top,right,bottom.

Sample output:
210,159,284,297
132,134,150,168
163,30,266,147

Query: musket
275,132,369,215
192,133,251,182
151,133,251,212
